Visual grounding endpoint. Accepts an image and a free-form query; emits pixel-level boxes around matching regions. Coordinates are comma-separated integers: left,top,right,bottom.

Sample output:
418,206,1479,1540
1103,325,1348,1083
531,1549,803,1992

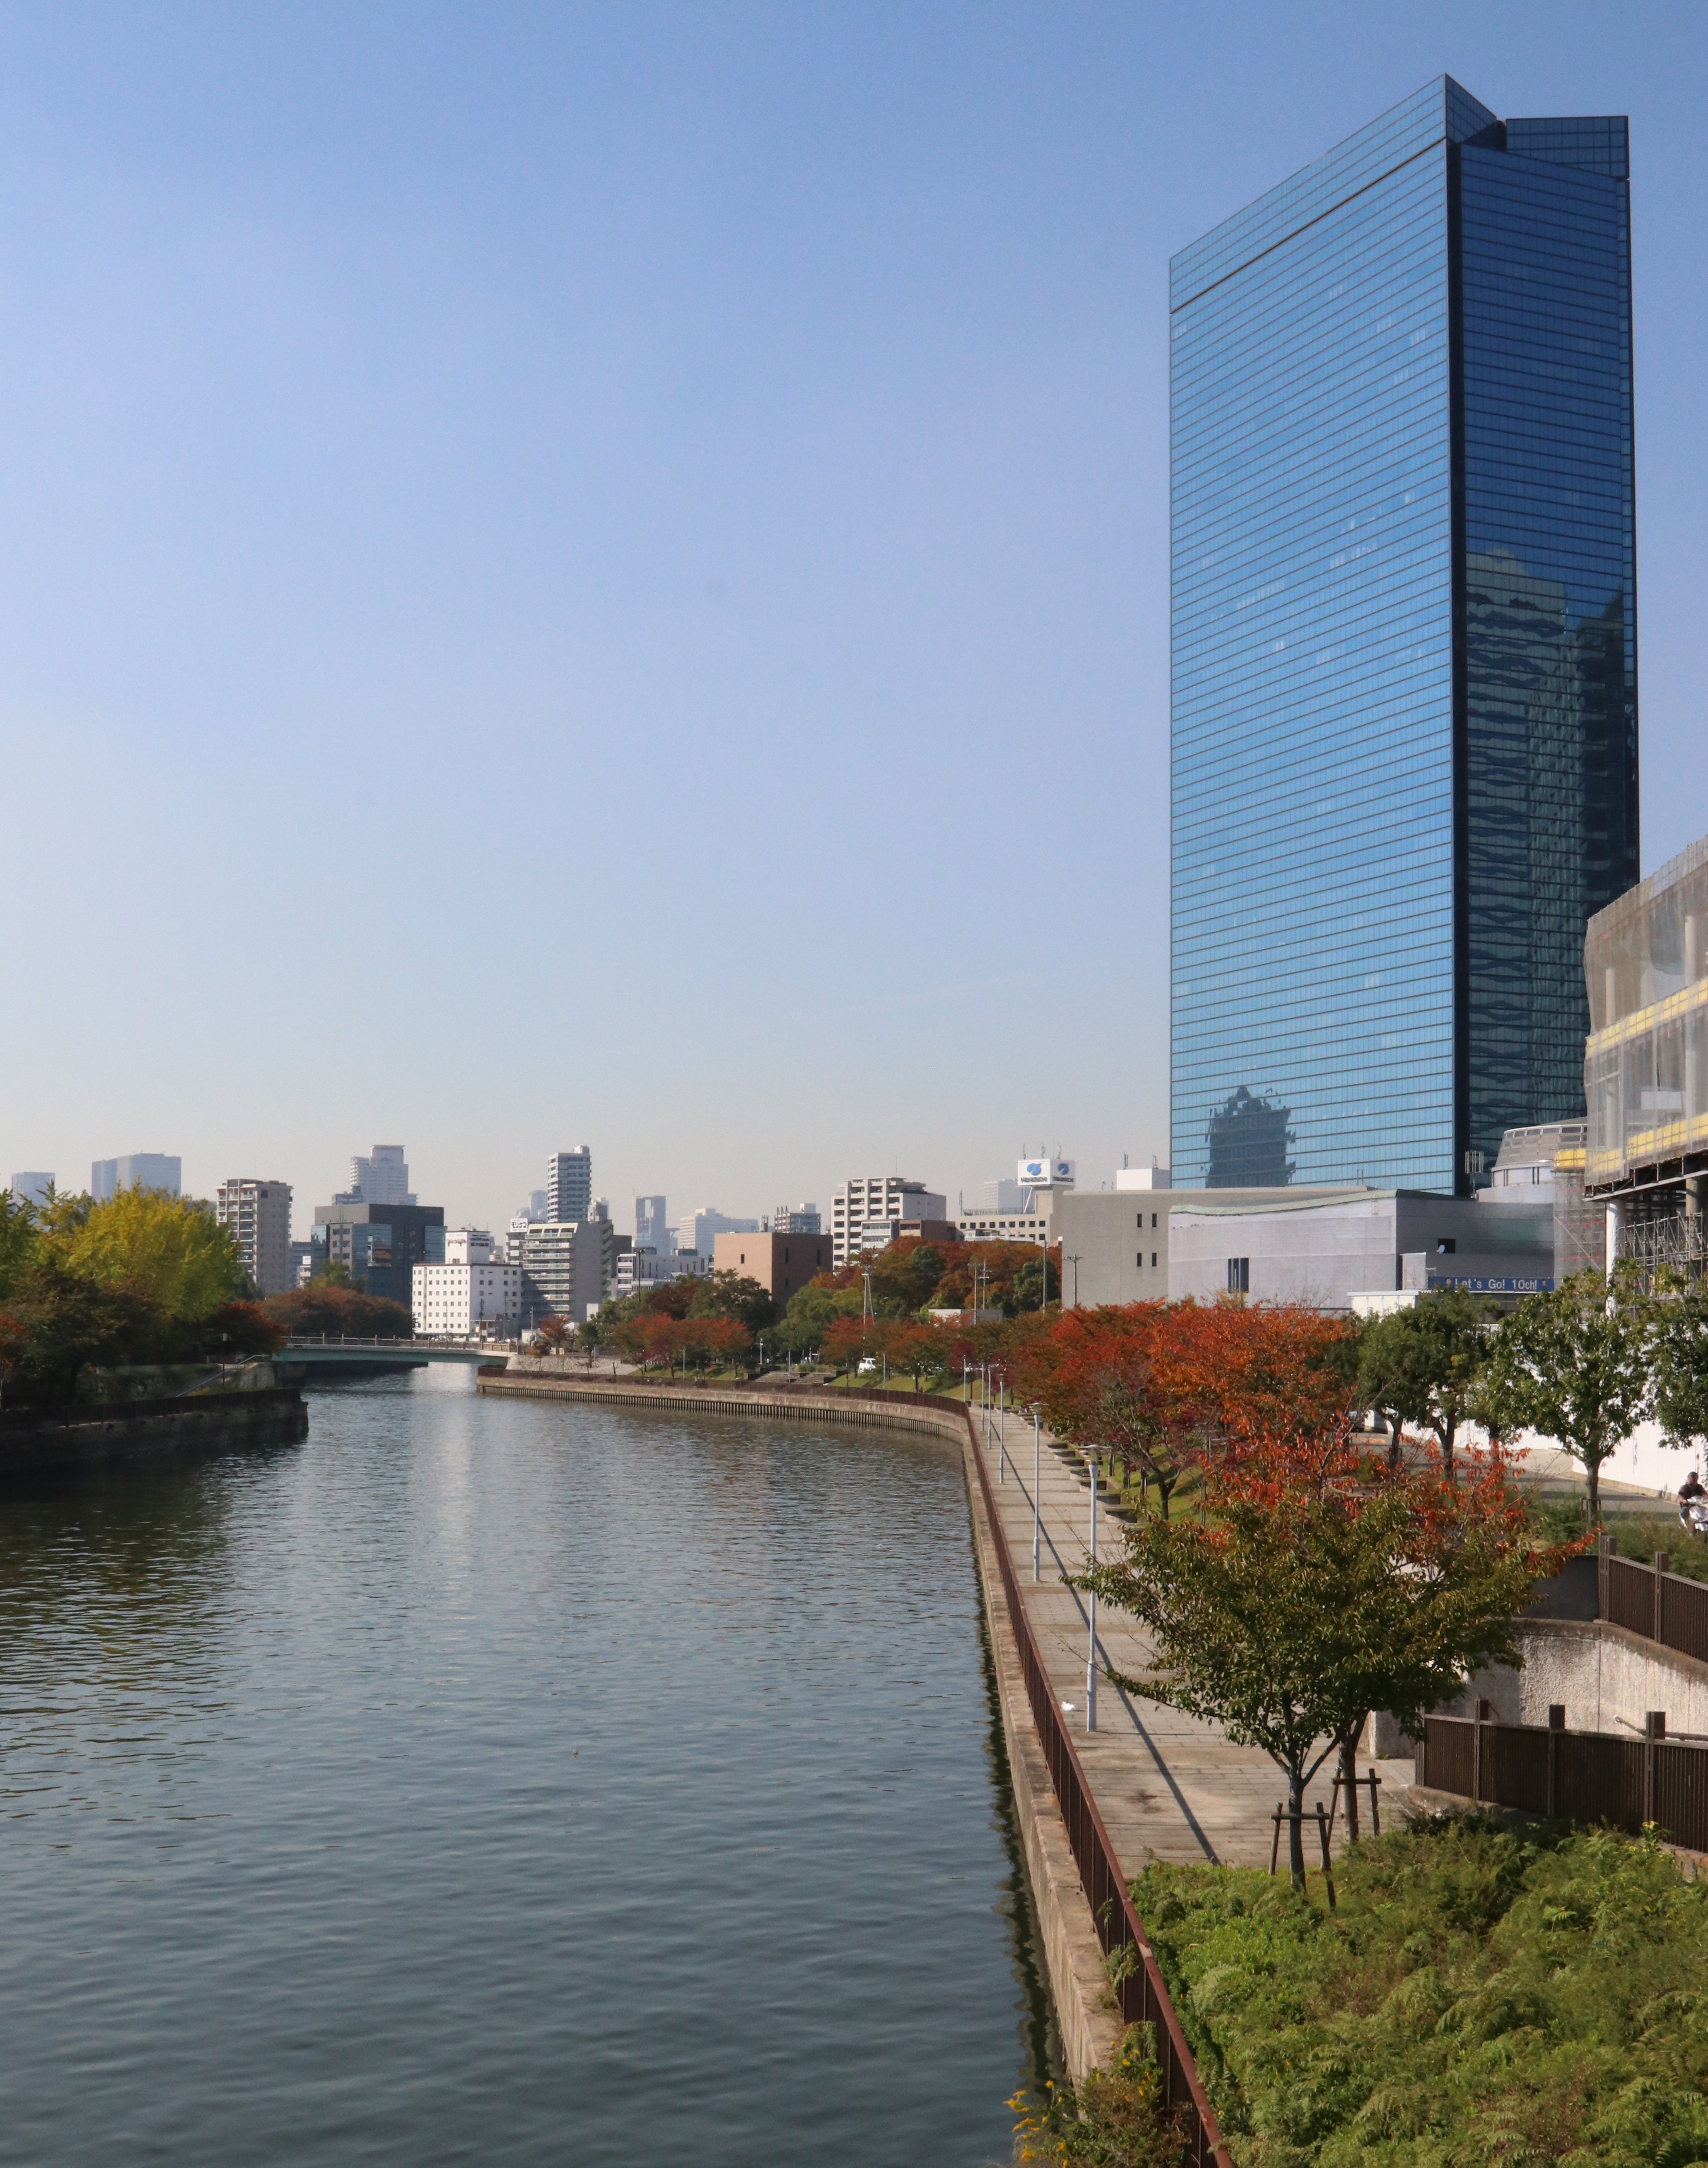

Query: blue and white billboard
1018,1159,1076,1188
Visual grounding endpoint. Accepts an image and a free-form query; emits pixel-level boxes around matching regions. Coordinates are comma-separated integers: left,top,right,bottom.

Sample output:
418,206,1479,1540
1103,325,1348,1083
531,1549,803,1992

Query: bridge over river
275,1337,512,1379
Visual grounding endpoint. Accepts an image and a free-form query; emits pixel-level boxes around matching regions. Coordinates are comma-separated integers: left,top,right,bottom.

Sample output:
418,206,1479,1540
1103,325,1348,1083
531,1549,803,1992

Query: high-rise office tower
1170,77,1638,1194
91,1153,182,1201
547,1147,592,1224
336,1146,415,1207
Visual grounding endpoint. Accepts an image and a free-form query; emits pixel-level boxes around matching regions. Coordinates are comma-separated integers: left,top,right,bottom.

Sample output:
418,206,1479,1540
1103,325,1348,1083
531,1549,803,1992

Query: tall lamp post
1086,1465,1099,1732
1029,1402,1041,1580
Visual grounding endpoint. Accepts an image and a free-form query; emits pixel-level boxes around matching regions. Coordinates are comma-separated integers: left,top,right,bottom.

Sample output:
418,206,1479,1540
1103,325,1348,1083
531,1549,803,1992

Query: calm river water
0,1370,1050,2165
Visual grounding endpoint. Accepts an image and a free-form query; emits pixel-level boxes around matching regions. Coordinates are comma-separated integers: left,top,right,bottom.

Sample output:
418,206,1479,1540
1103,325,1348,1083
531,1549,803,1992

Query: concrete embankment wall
0,1388,309,1477
480,1371,1121,2079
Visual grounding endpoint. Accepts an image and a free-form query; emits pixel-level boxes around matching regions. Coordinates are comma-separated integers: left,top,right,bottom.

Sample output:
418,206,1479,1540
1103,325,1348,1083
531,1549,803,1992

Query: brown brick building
712,1229,834,1311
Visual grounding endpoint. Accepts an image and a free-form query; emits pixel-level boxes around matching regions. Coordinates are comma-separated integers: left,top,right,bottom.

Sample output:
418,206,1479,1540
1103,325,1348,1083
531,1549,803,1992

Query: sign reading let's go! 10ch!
1428,1274,1555,1295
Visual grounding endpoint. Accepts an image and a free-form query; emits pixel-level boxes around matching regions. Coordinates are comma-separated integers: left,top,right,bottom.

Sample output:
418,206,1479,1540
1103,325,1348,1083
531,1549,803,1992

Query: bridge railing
281,1335,516,1351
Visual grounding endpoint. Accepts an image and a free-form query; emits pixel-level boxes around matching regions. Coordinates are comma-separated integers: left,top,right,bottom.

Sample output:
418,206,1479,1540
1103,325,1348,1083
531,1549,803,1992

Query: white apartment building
215,1178,294,1297
829,1178,946,1268
520,1217,613,1325
412,1228,523,1338
612,1247,709,1300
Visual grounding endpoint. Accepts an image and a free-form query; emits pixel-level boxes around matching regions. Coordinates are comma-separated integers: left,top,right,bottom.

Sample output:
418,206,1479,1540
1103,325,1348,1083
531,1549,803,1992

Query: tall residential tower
1170,77,1638,1193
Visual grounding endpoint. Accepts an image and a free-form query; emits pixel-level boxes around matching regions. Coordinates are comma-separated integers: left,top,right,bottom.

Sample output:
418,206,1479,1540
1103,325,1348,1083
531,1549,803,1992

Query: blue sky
1,2,1702,1236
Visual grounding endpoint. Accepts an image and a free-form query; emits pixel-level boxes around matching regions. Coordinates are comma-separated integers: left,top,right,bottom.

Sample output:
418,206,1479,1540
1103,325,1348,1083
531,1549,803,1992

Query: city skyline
0,8,1703,1234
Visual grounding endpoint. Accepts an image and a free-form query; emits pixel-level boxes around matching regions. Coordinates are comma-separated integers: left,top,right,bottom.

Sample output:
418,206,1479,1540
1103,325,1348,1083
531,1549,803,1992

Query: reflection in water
0,1371,1043,2166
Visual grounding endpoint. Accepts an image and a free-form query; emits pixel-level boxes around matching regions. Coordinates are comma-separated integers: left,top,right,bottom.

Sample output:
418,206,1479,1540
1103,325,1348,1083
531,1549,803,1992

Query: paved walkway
972,1396,1413,1870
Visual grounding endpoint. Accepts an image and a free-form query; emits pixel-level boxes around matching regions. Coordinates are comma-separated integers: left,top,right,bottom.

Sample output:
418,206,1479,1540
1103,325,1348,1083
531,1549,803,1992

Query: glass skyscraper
1170,76,1638,1194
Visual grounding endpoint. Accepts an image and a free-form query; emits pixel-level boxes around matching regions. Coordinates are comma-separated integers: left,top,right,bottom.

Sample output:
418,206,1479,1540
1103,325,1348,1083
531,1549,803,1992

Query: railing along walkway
973,1405,1411,1872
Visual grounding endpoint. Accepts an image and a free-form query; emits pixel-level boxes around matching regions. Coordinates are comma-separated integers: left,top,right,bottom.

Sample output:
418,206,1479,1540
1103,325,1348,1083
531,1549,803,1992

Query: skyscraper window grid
1169,76,1638,1196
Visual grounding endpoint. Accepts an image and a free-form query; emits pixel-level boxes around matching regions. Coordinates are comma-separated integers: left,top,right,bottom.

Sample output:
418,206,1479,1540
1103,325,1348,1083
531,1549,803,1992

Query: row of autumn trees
536,1238,1063,1379
1009,1273,1708,1882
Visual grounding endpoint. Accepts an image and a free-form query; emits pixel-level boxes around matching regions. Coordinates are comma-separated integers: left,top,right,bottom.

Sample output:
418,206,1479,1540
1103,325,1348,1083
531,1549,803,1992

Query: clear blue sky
2,2,1702,1236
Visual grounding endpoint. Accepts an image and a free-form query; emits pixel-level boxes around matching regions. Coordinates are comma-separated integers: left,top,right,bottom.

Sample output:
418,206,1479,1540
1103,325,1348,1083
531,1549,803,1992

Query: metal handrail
959,1401,1233,2166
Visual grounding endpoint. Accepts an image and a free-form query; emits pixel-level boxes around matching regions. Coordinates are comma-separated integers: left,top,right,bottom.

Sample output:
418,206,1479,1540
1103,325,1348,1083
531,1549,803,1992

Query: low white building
412,1228,522,1338
831,1177,946,1267
953,1158,1075,1245
612,1247,709,1300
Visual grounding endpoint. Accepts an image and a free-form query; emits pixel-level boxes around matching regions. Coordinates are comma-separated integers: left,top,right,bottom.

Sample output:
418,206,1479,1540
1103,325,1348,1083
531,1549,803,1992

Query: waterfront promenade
972,1399,1417,1871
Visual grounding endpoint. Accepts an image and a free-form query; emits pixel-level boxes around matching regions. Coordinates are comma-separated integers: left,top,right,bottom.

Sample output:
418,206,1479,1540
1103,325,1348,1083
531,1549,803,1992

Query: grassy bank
1126,1816,1708,2166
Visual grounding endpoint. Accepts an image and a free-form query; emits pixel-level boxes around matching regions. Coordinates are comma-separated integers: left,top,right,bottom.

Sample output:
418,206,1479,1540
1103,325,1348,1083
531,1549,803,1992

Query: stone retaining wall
0,1388,309,1476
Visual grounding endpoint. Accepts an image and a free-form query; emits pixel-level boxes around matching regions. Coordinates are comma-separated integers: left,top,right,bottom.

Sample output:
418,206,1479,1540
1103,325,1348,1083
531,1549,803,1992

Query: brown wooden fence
1421,1706,1708,1849
1601,1547,1708,1664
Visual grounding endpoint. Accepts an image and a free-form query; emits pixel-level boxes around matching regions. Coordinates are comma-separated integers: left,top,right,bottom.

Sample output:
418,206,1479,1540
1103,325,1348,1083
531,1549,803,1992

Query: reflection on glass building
1171,77,1638,1194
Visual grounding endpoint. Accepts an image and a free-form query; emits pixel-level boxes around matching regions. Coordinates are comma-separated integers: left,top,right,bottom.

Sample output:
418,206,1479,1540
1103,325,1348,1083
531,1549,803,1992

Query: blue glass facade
1171,78,1638,1193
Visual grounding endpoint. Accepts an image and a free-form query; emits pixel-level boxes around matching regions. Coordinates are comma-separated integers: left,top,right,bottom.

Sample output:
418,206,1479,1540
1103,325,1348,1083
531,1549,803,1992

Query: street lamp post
1031,1404,1041,1580
997,1377,1006,1483
1086,1463,1098,1731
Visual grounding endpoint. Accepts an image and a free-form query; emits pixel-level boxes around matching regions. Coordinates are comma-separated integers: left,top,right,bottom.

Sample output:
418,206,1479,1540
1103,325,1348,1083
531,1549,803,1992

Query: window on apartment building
1227,1258,1249,1295
1151,1253,1158,1268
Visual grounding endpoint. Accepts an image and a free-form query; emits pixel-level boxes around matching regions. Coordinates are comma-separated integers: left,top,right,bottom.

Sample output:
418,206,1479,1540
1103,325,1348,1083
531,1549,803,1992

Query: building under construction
1583,831,1708,1279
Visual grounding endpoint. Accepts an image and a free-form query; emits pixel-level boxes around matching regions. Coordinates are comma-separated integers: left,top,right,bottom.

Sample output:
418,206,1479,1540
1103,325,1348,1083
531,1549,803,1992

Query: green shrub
1010,2025,1188,2166
1133,1816,1708,2166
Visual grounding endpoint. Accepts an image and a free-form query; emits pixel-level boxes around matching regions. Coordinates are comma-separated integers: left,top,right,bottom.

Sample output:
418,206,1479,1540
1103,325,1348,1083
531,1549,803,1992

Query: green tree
1652,1272,1708,1459
1476,1267,1655,1518
687,1270,777,1333
1081,1431,1547,1884
1356,1289,1494,1480
61,1187,243,1323
0,1258,161,1403
0,1190,41,1298
868,1239,948,1316
774,1281,844,1357
1009,1250,1060,1315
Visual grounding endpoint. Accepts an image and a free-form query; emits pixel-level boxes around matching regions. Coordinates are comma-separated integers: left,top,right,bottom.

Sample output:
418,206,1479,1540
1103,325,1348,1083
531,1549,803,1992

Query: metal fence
961,1405,1233,2168
1421,1708,1708,1848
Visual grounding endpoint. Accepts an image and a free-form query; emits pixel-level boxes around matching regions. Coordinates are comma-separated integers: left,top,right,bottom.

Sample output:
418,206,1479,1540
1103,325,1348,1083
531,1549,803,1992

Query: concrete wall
1168,1188,1553,1311
1169,1189,1396,1308
1055,1184,1330,1309
1451,1620,1708,1740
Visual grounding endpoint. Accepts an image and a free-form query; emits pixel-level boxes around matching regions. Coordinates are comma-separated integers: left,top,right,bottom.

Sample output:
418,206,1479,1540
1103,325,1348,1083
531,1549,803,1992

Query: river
0,1368,1052,2165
